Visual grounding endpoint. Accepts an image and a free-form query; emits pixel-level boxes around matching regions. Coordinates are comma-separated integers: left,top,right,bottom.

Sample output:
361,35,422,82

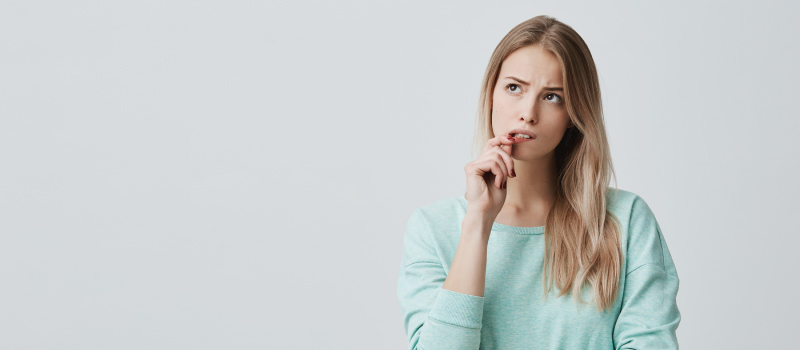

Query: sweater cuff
427,288,485,329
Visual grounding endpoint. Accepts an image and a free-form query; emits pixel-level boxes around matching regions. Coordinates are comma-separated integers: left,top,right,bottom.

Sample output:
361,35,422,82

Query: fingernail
507,136,514,141
511,169,516,177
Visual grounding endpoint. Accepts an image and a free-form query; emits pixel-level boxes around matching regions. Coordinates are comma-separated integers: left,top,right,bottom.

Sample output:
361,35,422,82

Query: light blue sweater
396,188,680,349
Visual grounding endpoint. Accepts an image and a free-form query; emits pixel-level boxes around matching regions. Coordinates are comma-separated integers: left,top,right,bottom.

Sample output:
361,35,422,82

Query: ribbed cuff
427,288,485,329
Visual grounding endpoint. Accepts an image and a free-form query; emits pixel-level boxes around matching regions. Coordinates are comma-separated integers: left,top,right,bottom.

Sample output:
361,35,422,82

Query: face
491,44,573,160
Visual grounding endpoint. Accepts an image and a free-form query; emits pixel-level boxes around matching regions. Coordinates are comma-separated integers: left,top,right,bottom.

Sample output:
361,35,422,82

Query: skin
443,44,575,297
491,44,574,227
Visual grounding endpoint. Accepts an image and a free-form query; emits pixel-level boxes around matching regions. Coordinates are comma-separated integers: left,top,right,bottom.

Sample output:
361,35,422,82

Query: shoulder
607,188,674,275
605,187,660,234
404,195,467,244
606,187,658,226
401,196,466,265
607,187,645,213
413,195,468,228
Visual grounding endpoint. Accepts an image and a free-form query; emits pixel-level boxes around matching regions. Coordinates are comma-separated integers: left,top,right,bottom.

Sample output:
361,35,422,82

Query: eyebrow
504,76,563,91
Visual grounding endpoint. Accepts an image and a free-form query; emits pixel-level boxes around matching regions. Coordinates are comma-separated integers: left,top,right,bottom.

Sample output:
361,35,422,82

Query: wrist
462,212,494,239
465,208,495,224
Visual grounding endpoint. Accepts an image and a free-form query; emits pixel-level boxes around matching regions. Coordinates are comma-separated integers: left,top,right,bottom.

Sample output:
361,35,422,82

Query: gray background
1,0,798,349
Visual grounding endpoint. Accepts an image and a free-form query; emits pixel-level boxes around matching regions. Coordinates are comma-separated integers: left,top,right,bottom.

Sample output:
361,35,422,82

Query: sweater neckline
457,195,545,235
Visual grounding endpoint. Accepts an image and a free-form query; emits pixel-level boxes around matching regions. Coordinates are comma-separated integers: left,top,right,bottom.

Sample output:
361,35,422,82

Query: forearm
442,211,492,297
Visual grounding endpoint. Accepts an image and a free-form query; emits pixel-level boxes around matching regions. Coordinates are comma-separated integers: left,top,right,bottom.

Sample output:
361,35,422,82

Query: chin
511,147,553,161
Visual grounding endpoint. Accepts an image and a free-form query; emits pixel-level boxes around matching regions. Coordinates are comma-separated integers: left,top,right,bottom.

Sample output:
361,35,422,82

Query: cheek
491,89,506,108
549,111,571,128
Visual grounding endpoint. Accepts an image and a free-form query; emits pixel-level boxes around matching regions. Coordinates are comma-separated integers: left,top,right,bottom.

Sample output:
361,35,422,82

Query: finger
484,136,515,178
491,157,509,188
484,135,516,153
491,145,516,178
476,155,508,188
495,140,515,160
471,156,508,189
485,135,515,152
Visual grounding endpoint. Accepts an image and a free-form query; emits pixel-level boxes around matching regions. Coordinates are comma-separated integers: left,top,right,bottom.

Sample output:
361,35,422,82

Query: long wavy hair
471,15,622,312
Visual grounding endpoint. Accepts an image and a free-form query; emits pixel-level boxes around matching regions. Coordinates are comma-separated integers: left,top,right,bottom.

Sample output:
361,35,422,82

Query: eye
505,83,521,94
545,93,563,103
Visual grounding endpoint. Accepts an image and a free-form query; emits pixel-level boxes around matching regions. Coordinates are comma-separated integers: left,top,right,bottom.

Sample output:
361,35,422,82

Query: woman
397,15,680,349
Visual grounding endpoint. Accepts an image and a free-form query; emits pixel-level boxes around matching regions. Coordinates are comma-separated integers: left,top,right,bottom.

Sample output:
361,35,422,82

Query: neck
504,152,559,214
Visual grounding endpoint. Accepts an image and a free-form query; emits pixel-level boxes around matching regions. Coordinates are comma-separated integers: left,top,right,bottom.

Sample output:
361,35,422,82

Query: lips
507,128,536,140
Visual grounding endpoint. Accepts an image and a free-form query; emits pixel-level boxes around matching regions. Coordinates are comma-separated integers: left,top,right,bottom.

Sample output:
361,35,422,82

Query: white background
1,0,798,349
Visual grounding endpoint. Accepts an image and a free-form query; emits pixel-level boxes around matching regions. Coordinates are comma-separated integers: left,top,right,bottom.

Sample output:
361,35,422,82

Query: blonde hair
471,15,622,312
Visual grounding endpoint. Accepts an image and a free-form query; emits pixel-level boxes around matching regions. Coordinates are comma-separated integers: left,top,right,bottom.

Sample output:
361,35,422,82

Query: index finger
484,135,515,153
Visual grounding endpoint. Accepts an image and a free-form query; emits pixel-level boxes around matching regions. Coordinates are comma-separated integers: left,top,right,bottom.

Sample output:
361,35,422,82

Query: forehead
499,45,562,85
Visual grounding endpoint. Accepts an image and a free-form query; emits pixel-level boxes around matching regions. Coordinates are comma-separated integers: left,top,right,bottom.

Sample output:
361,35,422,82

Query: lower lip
510,136,535,143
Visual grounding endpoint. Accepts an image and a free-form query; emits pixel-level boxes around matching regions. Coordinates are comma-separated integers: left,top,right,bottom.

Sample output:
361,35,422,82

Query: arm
397,209,492,350
442,211,492,297
613,196,681,350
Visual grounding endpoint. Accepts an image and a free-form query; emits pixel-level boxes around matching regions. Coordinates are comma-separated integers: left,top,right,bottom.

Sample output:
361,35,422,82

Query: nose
519,95,538,124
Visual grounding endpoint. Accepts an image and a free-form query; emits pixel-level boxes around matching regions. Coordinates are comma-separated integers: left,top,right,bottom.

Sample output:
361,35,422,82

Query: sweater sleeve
397,209,484,350
613,196,681,350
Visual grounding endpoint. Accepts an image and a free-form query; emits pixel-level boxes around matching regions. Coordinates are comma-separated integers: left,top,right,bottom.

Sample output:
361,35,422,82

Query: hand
463,134,516,220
